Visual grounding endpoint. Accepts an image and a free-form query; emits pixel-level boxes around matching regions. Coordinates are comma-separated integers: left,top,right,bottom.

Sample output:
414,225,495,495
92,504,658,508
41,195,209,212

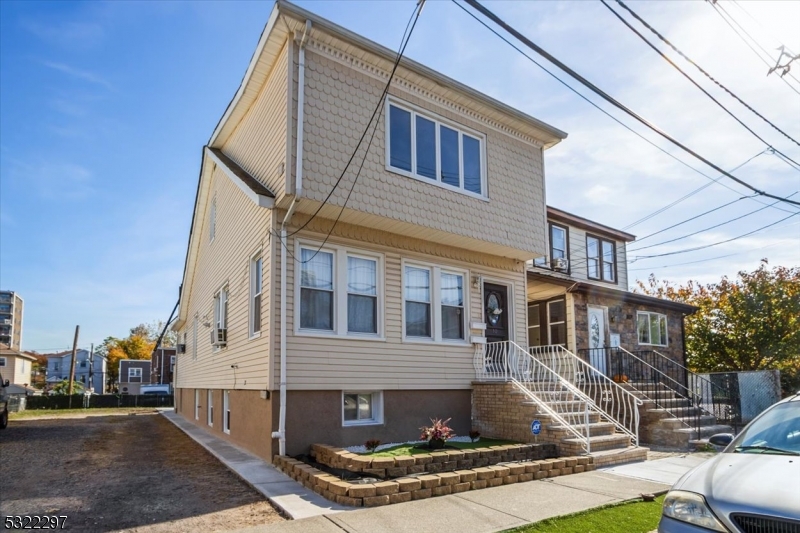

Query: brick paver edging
309,442,559,477
274,453,595,508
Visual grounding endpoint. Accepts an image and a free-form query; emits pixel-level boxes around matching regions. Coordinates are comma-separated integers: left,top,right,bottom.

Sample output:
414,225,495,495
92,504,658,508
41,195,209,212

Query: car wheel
0,408,8,429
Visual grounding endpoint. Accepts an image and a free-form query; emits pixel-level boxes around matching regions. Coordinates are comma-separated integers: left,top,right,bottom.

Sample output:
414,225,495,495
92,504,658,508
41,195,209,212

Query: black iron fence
578,347,742,434
23,394,174,410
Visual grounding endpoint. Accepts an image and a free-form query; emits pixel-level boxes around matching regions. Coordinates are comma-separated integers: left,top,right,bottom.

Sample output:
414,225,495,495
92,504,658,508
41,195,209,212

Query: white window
223,390,231,434
212,287,228,348
195,389,200,420
128,367,142,382
0,357,5,367
403,262,467,342
386,100,486,198
250,255,263,337
209,196,216,242
207,390,214,427
587,236,616,282
637,312,668,347
342,391,383,426
296,242,383,338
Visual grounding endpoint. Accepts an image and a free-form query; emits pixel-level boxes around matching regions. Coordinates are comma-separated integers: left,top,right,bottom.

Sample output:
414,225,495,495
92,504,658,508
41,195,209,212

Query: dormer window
386,99,485,198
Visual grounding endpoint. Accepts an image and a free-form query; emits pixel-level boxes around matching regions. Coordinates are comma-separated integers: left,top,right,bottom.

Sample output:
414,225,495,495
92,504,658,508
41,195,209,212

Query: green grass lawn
364,438,518,457
10,407,158,419
506,495,665,533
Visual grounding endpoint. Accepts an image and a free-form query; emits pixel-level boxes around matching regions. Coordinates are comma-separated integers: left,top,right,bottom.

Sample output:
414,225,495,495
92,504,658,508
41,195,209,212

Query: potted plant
419,417,455,450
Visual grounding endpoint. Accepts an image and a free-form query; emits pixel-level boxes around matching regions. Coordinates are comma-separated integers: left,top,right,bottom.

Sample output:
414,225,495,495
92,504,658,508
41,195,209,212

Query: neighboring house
527,206,696,368
0,290,24,350
0,343,35,386
118,359,151,395
45,349,107,393
150,347,177,390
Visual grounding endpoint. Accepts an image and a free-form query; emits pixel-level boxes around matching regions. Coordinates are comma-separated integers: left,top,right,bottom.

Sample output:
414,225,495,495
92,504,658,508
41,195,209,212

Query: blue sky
1,0,798,352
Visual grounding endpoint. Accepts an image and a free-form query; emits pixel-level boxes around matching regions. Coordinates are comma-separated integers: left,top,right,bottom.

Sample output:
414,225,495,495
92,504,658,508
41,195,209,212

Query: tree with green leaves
51,379,84,395
636,260,800,395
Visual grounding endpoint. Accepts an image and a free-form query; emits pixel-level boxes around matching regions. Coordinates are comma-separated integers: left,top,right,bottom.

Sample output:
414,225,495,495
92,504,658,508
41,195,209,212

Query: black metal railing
578,347,741,435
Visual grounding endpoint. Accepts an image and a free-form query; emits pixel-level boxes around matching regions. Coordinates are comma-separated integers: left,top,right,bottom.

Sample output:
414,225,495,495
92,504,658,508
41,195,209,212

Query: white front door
587,306,607,374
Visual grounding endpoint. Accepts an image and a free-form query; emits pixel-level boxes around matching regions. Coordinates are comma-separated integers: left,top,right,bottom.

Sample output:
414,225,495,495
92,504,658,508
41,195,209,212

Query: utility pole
88,343,94,393
67,325,80,408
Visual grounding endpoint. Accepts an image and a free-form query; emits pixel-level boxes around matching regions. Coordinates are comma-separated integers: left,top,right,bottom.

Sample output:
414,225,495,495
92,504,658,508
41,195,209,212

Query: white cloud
42,61,113,90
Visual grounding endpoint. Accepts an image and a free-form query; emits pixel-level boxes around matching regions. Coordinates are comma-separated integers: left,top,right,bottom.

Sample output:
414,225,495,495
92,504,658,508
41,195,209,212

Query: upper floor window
403,263,467,342
209,196,217,242
250,255,263,337
387,100,485,198
297,242,383,338
587,236,615,282
638,312,668,347
128,367,142,381
0,357,5,367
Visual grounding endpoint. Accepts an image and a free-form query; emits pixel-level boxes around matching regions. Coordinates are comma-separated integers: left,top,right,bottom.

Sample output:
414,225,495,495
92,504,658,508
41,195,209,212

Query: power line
627,238,792,272
634,195,752,242
729,0,798,58
609,0,800,150
449,1,797,222
630,212,800,261
708,1,800,96
458,0,800,208
629,192,798,252
275,0,425,264
622,150,766,231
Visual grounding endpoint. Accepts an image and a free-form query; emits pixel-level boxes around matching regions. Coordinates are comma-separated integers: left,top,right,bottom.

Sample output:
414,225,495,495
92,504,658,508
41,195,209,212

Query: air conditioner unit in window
553,258,569,272
211,328,227,346
176,343,186,354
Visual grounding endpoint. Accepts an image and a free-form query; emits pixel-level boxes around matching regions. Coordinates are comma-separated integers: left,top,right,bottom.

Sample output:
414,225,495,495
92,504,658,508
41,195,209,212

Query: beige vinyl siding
223,40,289,201
176,164,273,390
272,224,527,391
297,47,547,258
1,355,31,386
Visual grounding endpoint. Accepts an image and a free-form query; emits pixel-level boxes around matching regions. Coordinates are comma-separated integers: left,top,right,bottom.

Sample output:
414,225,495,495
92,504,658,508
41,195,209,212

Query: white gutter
271,20,311,457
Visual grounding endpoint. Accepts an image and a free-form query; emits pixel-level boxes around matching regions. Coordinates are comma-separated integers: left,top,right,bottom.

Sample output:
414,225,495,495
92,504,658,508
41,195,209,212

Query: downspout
271,20,311,457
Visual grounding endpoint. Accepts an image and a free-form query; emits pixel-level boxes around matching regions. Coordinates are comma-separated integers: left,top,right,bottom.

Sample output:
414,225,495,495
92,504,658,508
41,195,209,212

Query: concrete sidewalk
161,410,353,519
163,409,711,533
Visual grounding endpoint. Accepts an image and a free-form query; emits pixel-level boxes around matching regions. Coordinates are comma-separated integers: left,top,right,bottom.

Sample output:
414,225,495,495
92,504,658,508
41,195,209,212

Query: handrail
476,341,642,448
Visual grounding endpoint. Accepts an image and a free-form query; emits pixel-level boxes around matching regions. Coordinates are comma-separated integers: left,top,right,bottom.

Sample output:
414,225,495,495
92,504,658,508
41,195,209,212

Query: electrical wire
450,1,797,221
457,0,800,208
609,0,800,150
629,192,798,252
629,212,800,261
708,1,800,96
627,238,793,271
634,195,752,242
274,0,425,264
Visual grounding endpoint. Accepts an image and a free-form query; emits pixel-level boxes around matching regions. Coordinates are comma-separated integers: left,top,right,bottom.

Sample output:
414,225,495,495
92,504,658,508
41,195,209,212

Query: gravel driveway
0,412,284,532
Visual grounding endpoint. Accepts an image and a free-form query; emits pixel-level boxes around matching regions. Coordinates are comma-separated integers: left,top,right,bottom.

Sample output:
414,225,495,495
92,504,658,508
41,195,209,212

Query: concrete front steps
623,382,733,449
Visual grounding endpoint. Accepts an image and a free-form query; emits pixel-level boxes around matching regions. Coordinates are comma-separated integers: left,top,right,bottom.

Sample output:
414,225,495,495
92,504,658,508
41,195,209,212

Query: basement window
342,391,383,427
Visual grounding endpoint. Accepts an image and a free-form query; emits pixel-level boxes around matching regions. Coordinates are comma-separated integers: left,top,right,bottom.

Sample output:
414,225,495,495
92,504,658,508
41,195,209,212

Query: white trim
212,283,229,351
249,251,263,339
342,390,384,427
401,258,470,345
480,276,516,343
195,389,200,421
636,311,669,347
205,147,275,208
207,389,214,427
385,97,488,201
209,195,217,243
294,239,385,339
546,298,566,346
223,390,231,434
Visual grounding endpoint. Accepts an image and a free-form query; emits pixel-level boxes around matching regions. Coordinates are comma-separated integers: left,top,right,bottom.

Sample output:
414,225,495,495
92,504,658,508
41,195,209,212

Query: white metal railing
475,341,642,448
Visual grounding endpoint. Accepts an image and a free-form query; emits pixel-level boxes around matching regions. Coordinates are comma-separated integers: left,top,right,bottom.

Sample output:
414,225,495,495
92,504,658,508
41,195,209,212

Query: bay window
387,99,485,197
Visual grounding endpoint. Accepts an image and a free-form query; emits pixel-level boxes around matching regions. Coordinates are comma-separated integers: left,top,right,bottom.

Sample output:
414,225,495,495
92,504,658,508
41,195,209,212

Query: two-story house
118,359,152,395
45,349,107,393
0,343,35,387
173,0,568,461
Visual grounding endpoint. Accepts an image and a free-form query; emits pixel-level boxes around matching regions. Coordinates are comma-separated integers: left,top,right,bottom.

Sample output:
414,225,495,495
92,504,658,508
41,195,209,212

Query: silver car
659,392,800,532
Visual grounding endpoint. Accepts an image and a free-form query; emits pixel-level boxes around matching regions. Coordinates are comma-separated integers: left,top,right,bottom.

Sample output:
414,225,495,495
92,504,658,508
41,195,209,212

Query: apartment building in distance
0,291,23,350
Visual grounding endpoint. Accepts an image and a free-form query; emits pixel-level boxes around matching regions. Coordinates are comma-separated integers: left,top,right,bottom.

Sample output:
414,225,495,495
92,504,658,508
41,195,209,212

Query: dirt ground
0,412,285,532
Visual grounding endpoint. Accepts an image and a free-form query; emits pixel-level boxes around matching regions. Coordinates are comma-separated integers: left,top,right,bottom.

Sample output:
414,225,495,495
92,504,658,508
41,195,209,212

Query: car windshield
732,401,800,455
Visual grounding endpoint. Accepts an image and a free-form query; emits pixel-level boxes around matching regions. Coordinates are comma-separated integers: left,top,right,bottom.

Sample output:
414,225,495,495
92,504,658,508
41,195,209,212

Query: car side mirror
708,433,734,447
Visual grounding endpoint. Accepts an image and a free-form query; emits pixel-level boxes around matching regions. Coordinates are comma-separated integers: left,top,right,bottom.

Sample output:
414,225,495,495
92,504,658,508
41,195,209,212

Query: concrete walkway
163,409,713,533
160,410,353,519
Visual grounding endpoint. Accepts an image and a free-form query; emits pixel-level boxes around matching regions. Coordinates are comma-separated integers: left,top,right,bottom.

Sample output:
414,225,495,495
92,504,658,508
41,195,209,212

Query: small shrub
365,439,381,453
469,429,481,442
